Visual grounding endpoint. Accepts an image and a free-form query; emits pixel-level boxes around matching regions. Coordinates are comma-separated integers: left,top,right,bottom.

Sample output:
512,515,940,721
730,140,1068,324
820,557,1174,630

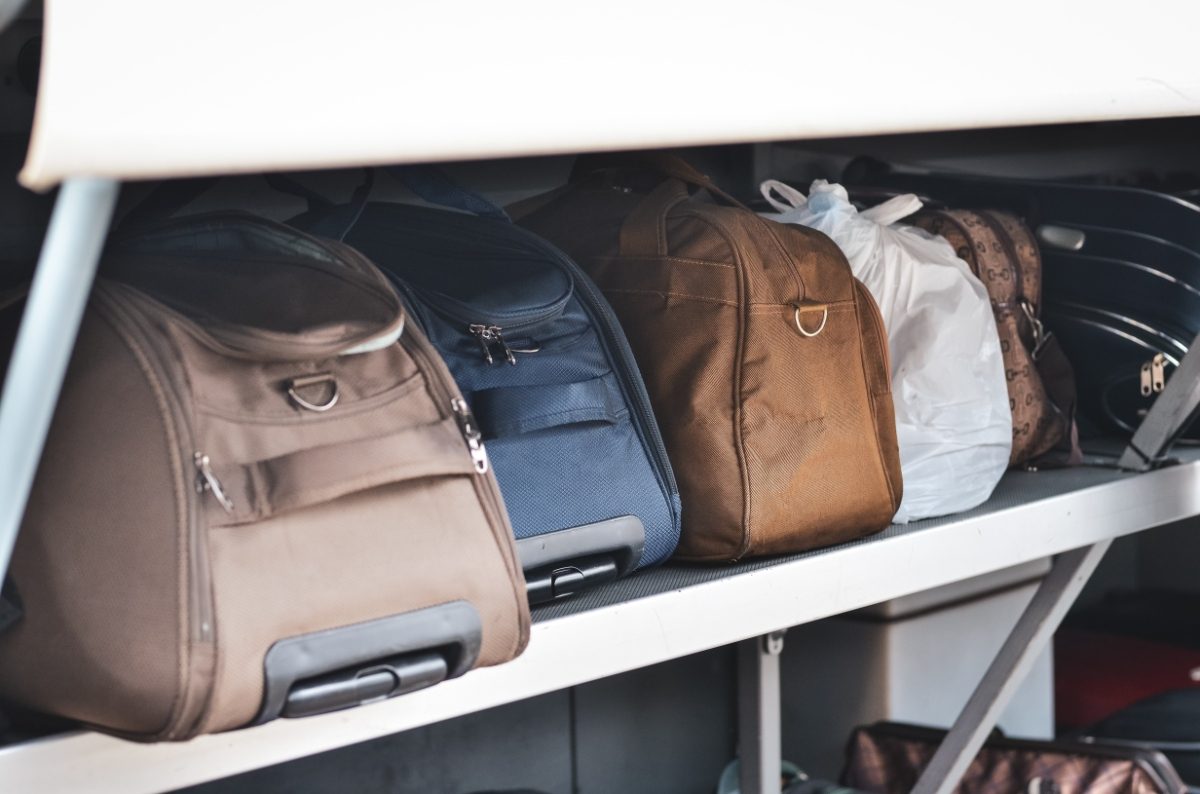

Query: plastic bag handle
759,179,810,213
859,193,924,226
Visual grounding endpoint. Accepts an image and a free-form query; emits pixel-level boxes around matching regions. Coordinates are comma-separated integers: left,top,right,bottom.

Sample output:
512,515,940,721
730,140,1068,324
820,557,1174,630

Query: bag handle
761,178,924,227
388,166,511,223
618,178,692,257
759,179,810,213
859,193,924,226
206,417,476,526
572,152,749,210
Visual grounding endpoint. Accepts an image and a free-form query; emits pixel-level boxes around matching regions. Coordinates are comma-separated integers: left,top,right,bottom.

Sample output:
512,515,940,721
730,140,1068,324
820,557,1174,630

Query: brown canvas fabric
910,210,1075,466
0,213,529,740
843,722,1186,794
516,155,901,562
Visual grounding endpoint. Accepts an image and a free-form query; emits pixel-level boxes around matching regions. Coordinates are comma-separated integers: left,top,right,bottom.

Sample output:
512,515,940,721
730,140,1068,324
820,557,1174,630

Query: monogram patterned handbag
843,722,1186,794
910,209,1080,466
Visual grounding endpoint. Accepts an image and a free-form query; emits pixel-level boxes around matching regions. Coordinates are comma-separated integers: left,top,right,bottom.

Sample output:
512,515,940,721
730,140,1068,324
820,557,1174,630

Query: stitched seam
602,288,737,307
656,202,751,559
595,254,736,270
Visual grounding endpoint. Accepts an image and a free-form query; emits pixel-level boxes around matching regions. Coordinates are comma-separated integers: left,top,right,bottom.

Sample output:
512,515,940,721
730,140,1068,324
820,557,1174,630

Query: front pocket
472,374,627,439
201,416,477,527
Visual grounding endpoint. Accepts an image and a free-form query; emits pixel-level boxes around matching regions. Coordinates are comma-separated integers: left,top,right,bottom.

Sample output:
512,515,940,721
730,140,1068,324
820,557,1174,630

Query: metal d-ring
287,373,340,412
793,304,829,338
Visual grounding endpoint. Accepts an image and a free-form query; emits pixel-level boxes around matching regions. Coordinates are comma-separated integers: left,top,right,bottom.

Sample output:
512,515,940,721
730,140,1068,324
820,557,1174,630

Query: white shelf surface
4,449,1200,792
20,1,1200,190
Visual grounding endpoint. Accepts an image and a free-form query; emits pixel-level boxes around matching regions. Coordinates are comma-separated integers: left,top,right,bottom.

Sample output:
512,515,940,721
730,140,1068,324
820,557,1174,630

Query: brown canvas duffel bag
514,154,902,562
843,721,1186,794
0,213,529,741
908,209,1078,466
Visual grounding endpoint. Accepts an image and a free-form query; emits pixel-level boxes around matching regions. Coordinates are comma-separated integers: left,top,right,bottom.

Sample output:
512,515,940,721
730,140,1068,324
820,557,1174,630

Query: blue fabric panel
290,201,681,571
474,376,626,439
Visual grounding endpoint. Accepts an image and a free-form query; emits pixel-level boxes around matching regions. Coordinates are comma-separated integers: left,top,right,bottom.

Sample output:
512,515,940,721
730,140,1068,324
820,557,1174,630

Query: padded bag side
0,297,196,738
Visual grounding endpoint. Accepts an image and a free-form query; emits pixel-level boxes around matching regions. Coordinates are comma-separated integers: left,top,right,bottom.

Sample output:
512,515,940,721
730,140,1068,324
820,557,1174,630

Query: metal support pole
911,540,1111,794
1120,332,1200,470
0,178,119,582
738,630,786,794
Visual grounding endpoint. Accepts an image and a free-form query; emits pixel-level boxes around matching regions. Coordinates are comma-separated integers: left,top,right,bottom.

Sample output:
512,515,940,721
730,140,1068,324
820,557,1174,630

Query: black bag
843,162,1200,441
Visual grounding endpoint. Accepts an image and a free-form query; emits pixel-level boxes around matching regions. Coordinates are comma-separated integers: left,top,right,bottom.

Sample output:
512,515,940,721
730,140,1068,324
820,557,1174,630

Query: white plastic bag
760,179,1012,523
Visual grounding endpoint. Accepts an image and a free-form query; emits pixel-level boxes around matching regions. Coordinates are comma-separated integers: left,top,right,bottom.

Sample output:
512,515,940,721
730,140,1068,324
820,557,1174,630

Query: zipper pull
468,323,496,365
1141,353,1166,396
490,326,518,366
194,452,234,513
451,398,490,474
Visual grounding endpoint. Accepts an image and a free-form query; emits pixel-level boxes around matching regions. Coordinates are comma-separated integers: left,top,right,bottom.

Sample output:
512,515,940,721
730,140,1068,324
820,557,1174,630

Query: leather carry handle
206,417,476,526
618,178,692,258
572,152,749,209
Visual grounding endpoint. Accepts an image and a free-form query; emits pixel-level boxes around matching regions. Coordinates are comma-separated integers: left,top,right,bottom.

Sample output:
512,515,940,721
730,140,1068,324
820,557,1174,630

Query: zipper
468,323,517,366
401,314,528,644
194,453,235,512
420,287,570,335
333,202,679,550
451,397,490,473
92,284,217,736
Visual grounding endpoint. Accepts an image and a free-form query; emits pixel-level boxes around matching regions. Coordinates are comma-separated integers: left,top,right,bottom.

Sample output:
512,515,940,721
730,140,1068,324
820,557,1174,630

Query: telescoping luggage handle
254,600,483,723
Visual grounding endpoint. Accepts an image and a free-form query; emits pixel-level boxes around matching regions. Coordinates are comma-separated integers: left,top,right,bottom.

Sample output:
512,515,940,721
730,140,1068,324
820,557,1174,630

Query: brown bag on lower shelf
515,154,902,562
843,722,1186,794
909,209,1079,466
0,213,529,741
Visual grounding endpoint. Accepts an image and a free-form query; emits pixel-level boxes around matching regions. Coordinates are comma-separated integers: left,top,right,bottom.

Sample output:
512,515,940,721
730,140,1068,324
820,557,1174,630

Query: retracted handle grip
255,601,483,724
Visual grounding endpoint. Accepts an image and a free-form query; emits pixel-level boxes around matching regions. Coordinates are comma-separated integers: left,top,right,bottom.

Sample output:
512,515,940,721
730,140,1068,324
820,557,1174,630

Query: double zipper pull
287,373,340,412
793,304,829,338
468,323,518,366
1141,354,1166,397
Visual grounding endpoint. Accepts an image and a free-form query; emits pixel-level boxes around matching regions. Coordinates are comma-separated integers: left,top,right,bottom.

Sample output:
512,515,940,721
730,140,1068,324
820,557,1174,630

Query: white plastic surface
21,1,1200,190
761,180,1011,522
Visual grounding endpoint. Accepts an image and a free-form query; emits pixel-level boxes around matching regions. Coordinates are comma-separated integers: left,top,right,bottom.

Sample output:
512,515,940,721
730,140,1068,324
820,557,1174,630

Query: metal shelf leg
910,540,1111,794
1120,331,1200,470
738,630,786,794
0,178,119,582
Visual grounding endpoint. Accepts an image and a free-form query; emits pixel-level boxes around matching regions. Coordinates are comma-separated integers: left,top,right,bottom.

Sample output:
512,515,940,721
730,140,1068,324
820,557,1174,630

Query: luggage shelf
4,446,1200,793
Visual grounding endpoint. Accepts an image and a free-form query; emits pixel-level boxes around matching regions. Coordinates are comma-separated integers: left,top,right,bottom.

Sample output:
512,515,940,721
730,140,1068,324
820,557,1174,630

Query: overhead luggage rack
5,3,1200,793
4,453,1200,793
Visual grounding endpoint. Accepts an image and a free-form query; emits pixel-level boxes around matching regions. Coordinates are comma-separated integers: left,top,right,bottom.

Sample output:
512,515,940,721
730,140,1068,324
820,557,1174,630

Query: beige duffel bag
0,213,529,741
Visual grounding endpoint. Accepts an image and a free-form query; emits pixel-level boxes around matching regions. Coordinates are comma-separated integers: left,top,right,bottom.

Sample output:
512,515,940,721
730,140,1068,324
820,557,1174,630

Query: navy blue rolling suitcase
293,172,681,603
